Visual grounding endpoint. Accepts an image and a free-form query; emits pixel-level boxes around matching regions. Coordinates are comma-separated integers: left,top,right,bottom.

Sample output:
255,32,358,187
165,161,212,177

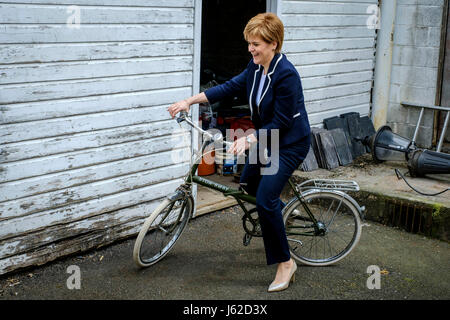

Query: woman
168,13,311,292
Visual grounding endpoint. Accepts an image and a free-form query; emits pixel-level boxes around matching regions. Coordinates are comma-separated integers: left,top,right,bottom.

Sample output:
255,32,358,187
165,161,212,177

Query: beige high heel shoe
268,260,297,293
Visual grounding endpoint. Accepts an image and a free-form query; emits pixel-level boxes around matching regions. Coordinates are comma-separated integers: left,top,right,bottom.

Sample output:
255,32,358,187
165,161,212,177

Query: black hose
394,169,450,196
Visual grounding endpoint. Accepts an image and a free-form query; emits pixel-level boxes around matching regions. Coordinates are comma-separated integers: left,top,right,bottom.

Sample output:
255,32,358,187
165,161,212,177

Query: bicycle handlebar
175,111,233,148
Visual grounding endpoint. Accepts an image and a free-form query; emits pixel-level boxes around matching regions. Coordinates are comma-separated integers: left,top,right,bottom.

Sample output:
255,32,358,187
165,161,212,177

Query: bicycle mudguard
283,189,366,220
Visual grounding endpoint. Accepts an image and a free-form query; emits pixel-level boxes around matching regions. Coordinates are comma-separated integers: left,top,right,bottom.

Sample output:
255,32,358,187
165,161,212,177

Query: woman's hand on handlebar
168,100,190,118
168,92,209,118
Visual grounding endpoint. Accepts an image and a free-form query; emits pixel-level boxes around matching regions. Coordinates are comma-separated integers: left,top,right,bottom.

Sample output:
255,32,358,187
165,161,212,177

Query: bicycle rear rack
296,179,360,192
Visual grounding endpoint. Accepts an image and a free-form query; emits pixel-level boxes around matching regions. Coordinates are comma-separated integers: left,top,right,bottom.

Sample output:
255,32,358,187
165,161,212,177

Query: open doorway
201,0,266,85
195,0,267,216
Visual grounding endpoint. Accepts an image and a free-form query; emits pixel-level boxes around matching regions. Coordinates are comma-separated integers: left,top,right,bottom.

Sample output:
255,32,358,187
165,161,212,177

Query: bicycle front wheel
133,196,193,268
283,191,362,266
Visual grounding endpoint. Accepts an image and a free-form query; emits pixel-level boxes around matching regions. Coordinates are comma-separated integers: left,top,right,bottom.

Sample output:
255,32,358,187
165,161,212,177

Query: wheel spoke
158,225,169,234
326,198,343,229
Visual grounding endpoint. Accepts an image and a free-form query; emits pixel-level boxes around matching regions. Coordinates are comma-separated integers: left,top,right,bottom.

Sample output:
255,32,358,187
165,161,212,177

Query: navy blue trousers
239,134,310,265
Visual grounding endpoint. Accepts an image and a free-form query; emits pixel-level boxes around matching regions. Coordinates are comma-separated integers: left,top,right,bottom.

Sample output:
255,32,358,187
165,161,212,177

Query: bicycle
133,111,366,267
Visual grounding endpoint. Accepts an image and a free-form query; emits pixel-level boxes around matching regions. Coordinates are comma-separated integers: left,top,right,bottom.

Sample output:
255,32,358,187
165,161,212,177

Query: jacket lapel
249,65,261,119
258,53,283,113
249,54,284,117
257,74,269,106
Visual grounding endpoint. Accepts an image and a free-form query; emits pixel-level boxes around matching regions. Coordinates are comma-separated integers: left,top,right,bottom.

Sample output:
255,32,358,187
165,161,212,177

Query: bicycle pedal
243,233,252,246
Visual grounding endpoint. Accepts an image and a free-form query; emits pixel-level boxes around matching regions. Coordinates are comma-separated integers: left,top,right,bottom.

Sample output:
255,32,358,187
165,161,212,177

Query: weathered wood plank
283,0,377,4
285,0,376,2
1,103,180,144
298,60,374,78
0,0,194,7
0,177,184,241
0,71,192,104
282,14,373,27
0,144,191,202
306,93,371,114
286,49,375,65
1,87,191,124
308,104,370,126
283,38,375,54
0,24,194,44
0,4,193,24
285,26,376,40
282,1,377,14
304,81,373,102
0,132,190,183
0,162,189,221
0,41,193,64
1,120,185,163
302,71,373,90
0,56,193,85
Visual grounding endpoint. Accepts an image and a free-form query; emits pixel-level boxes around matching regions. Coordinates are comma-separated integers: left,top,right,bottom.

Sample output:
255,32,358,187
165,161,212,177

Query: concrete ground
0,154,449,303
0,204,448,301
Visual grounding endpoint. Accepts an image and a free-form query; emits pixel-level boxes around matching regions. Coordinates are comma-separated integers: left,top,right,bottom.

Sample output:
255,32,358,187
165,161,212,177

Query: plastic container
198,149,215,176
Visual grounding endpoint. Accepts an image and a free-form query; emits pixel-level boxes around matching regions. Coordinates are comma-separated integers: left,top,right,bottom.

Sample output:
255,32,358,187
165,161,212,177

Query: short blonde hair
243,13,284,54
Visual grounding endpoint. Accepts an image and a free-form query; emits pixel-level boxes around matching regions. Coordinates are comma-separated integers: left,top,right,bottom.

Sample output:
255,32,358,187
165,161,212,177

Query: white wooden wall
0,0,194,274
279,0,378,126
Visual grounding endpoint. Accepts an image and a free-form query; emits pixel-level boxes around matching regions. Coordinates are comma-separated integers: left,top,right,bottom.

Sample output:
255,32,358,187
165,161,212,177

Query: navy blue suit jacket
204,53,310,147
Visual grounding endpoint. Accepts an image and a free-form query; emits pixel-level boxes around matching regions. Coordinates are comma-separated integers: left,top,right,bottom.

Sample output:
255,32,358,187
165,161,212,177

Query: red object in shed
228,117,255,141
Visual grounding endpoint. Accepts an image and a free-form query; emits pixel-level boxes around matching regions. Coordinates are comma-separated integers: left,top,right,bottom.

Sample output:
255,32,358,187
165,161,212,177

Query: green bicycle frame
185,139,257,205
183,138,320,235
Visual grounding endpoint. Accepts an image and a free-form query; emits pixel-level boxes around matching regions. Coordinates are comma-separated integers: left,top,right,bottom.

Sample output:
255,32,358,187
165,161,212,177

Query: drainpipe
371,0,397,130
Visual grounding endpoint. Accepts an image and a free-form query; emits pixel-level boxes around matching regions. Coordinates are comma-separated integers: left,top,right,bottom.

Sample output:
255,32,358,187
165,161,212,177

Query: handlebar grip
176,111,188,123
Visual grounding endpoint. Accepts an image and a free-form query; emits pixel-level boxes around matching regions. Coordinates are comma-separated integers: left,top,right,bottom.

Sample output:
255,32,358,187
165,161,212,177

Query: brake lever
176,117,185,124
176,111,189,123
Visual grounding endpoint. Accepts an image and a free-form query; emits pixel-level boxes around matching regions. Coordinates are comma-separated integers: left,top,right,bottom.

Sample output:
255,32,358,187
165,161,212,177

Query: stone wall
387,0,446,148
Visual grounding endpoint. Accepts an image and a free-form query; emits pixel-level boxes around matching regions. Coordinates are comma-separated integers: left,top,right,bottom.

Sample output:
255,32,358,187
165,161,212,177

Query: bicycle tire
133,196,193,268
283,190,362,266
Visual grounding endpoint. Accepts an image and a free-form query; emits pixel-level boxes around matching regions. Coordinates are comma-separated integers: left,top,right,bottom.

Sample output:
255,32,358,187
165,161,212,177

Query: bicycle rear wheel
133,196,193,267
283,191,362,266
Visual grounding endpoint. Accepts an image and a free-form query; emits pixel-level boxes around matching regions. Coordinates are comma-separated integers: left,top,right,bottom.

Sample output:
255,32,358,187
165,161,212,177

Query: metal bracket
401,102,450,152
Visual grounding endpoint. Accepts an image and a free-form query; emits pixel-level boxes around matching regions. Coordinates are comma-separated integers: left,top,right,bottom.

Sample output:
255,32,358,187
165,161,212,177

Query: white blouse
255,72,266,106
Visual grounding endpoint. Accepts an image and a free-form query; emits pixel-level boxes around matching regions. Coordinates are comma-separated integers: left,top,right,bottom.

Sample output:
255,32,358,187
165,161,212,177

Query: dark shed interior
197,0,266,178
